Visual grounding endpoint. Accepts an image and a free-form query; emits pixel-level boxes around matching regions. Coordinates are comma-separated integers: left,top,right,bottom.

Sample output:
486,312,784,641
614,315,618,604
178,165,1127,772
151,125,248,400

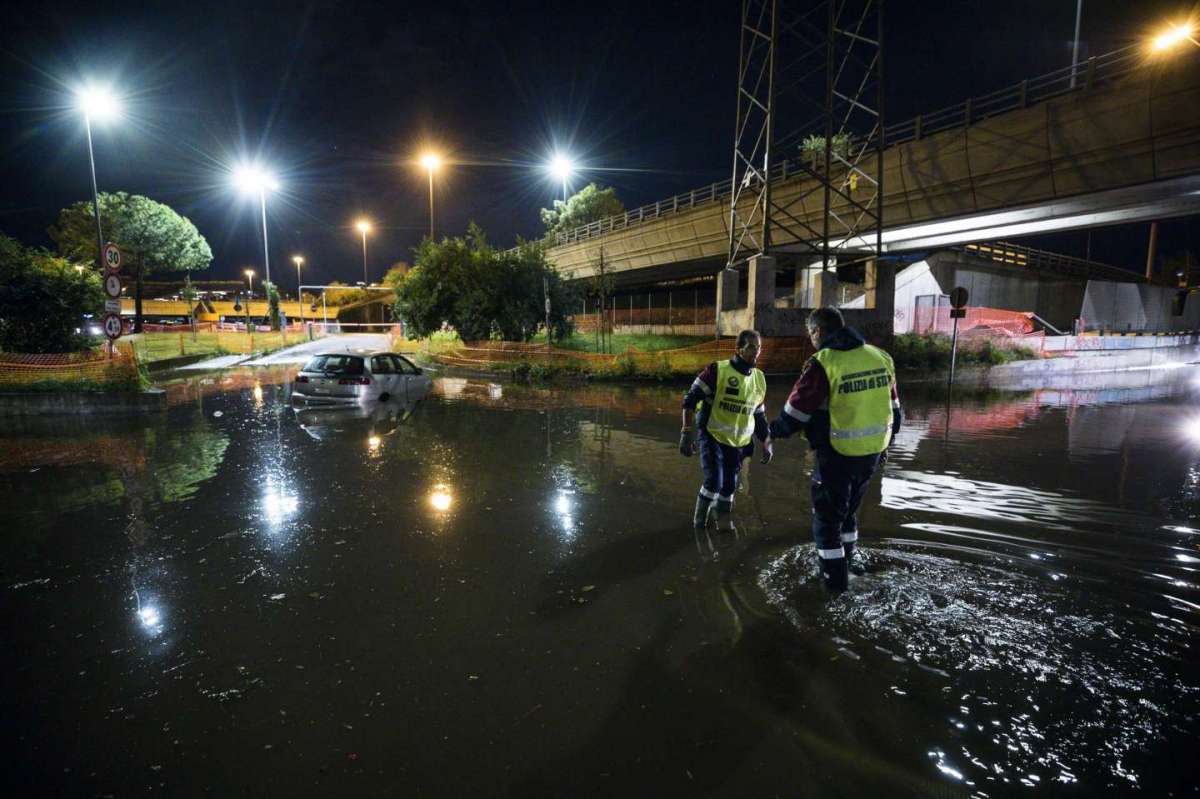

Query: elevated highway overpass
546,48,1200,287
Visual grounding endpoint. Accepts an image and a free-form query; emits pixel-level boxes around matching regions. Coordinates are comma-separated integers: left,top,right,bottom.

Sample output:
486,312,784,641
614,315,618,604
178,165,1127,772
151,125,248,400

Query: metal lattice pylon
727,0,884,274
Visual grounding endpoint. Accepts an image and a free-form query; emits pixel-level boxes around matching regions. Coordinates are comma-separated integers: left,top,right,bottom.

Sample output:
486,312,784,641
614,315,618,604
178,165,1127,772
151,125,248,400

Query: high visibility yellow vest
704,360,767,447
812,344,895,456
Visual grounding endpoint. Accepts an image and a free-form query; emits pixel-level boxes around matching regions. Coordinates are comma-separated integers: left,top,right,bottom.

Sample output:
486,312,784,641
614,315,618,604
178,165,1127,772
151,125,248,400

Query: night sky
1,0,1195,291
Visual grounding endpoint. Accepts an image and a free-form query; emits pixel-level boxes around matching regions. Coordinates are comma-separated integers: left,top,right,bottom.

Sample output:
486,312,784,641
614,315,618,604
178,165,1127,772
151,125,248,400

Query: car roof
306,349,403,358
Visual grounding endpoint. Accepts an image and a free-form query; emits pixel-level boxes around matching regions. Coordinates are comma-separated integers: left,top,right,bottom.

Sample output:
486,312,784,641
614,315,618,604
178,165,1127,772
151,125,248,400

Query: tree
50,192,213,333
181,274,198,339
0,233,104,353
266,281,282,330
540,183,625,242
382,264,409,289
323,281,371,306
799,133,852,165
395,223,578,342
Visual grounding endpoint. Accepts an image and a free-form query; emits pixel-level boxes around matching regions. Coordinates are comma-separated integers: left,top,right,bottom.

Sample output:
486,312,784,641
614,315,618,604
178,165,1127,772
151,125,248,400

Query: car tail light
296,375,309,383
338,377,371,385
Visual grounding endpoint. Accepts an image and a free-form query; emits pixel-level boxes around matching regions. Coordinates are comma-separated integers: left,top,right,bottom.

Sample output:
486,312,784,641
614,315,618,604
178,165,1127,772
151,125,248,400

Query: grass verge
123,331,295,364
531,331,707,353
892,332,1038,370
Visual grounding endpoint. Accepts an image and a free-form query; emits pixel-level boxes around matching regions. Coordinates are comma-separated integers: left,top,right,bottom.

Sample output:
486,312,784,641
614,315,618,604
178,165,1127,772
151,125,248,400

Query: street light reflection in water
430,486,452,512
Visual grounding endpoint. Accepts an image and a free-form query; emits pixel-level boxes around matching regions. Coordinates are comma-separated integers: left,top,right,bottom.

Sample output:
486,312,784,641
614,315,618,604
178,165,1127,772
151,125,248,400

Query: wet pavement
1,365,1198,796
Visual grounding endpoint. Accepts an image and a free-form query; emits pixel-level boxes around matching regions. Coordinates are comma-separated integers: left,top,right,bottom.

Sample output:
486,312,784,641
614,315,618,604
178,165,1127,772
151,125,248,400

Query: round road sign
103,313,123,340
104,274,122,298
950,286,969,309
103,243,122,272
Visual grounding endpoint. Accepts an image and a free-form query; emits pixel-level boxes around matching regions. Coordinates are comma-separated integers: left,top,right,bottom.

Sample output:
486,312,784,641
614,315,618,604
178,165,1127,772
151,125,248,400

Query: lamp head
1152,22,1196,51
292,255,304,267
76,85,121,122
356,219,371,234
420,152,441,172
232,165,279,195
548,154,574,182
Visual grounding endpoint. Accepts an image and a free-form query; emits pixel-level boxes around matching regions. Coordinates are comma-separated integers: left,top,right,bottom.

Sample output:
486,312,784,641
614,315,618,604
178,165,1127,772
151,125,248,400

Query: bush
892,332,1038,370
0,234,104,353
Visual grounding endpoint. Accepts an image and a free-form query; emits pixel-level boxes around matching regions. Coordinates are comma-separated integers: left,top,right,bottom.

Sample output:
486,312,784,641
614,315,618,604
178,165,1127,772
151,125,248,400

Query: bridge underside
549,63,1200,287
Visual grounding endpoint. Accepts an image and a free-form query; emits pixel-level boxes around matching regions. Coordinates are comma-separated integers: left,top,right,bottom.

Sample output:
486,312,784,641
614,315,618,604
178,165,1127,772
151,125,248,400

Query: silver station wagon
292,350,432,405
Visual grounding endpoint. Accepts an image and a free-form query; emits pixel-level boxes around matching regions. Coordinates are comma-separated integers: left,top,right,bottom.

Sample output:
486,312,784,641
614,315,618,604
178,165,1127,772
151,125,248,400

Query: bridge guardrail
958,241,1143,283
552,43,1172,248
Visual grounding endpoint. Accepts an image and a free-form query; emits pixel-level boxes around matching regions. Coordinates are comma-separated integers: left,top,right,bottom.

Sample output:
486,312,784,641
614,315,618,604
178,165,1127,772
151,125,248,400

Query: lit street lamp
291,255,304,299
1152,22,1198,51
233,165,279,290
292,255,304,326
75,85,121,274
355,219,371,284
548,153,574,202
419,152,441,239
243,268,255,328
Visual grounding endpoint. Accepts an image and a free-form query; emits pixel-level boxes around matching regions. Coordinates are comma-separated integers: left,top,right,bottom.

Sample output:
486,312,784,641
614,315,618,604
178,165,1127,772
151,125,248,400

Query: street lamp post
355,220,371,284
244,269,255,329
419,153,441,239
75,87,120,274
292,255,304,325
233,166,279,290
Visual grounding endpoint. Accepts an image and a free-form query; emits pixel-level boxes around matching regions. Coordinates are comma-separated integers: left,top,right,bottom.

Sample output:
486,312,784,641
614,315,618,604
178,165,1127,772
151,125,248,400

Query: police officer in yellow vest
680,330,773,529
768,308,901,592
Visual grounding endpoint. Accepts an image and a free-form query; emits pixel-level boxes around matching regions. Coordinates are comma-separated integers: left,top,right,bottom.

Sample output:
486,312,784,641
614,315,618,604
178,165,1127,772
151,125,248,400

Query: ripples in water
758,542,1198,792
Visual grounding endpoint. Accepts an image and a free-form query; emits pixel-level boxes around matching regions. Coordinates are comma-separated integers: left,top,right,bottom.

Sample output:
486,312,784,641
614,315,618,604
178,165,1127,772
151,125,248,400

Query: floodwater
1,365,1198,797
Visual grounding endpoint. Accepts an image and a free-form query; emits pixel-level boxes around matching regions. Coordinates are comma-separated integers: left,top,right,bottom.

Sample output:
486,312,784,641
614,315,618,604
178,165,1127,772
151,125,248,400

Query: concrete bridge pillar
796,263,838,308
868,257,897,338
716,267,740,311
747,255,778,334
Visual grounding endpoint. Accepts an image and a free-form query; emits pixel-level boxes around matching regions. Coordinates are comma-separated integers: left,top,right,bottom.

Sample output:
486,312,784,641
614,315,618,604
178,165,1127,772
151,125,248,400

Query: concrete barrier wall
1042,332,1200,352
992,342,1200,376
1080,281,1200,332
0,389,167,416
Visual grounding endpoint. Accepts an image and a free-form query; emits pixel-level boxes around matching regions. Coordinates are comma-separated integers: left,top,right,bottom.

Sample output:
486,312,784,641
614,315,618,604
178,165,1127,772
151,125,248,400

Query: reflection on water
0,364,1196,795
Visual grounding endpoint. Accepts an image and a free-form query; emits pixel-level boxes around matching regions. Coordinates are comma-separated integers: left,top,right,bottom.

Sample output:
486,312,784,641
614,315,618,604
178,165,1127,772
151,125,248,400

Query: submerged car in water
291,350,432,406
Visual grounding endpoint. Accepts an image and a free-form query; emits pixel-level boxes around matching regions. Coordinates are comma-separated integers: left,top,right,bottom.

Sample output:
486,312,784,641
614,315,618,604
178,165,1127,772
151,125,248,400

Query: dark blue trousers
811,448,880,588
698,434,751,514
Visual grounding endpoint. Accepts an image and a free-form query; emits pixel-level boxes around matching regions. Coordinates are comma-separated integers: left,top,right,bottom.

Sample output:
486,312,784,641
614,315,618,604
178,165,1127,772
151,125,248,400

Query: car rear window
303,355,365,375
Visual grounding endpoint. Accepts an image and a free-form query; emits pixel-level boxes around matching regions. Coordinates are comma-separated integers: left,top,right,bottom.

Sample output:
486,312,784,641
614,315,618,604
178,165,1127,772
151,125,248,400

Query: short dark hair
806,307,844,335
736,329,761,349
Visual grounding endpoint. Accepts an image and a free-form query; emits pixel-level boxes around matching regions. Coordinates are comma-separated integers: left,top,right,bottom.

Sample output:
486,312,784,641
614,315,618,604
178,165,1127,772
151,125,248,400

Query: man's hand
679,428,698,457
760,436,774,465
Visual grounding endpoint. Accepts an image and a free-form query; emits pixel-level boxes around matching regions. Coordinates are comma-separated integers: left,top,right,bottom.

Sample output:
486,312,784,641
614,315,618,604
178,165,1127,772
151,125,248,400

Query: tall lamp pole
1070,0,1083,88
292,255,304,325
233,165,279,290
258,191,272,289
75,87,121,272
420,153,441,239
356,220,371,284
244,269,255,329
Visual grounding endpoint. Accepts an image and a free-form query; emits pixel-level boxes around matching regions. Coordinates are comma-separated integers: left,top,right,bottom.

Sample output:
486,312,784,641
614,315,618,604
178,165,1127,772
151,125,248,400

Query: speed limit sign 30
103,243,122,273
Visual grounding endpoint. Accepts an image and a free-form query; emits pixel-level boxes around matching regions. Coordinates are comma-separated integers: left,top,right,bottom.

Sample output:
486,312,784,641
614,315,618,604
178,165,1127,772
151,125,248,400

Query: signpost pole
947,314,960,395
947,286,969,398
100,243,124,357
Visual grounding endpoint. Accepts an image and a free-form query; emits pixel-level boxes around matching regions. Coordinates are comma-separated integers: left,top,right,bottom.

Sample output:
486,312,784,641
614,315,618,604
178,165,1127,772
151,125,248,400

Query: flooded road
1,366,1197,796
